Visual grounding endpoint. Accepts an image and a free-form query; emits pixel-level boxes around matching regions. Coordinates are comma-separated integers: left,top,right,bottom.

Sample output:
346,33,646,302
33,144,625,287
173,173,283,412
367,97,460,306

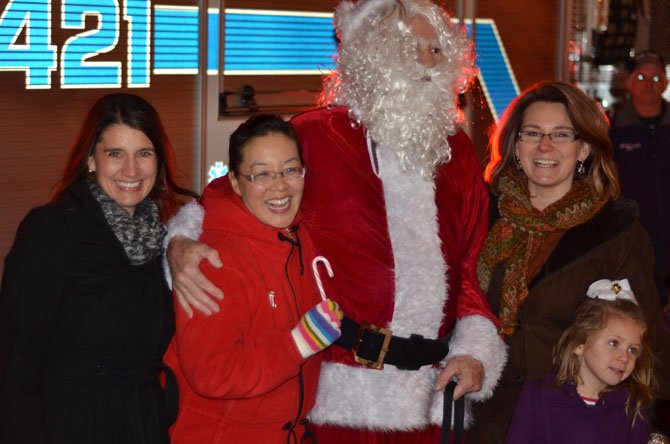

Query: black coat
0,179,175,444
611,100,670,304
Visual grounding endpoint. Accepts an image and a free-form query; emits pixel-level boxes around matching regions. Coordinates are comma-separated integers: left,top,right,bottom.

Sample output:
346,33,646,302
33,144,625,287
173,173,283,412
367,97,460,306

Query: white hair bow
586,279,638,305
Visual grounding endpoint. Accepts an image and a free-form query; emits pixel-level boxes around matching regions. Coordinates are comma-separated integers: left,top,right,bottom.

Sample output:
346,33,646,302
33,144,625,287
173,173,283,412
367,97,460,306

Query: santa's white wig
319,0,477,178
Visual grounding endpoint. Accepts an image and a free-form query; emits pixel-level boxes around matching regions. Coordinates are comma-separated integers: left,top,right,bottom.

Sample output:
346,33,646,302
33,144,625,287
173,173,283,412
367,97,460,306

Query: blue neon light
154,7,337,74
125,0,151,86
206,11,337,74
60,0,121,88
0,0,57,88
466,20,519,120
0,2,519,119
207,8,217,73
153,6,198,73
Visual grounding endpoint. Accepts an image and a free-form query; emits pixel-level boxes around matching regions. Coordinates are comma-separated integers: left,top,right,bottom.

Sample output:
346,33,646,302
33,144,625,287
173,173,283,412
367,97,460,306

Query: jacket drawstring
281,371,317,444
299,417,316,443
278,225,316,443
278,225,304,275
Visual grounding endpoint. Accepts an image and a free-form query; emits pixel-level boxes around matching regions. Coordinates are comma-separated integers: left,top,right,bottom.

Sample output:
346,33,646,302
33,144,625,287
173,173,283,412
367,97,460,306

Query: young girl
506,279,655,444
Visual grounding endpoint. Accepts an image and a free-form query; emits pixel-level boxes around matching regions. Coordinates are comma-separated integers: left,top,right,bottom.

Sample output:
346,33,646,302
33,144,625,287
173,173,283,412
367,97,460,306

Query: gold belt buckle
352,322,392,369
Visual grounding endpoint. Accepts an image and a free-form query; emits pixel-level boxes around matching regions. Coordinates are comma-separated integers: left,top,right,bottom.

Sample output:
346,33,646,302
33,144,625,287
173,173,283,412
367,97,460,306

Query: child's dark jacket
506,374,649,444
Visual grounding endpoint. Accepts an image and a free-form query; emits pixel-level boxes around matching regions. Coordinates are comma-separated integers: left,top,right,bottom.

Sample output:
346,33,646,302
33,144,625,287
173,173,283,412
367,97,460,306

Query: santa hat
334,0,402,43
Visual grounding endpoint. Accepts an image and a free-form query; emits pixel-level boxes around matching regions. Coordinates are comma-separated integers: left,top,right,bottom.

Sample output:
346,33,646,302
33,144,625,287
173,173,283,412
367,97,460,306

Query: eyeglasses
634,74,663,83
240,166,306,185
518,130,580,144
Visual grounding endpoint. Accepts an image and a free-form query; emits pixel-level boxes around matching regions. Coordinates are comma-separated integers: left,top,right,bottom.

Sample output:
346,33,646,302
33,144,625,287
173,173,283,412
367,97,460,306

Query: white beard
319,1,475,178
359,64,461,177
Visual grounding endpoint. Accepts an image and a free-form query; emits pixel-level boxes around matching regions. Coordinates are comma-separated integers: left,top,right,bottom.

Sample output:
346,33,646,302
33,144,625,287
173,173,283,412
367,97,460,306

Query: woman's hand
167,236,224,318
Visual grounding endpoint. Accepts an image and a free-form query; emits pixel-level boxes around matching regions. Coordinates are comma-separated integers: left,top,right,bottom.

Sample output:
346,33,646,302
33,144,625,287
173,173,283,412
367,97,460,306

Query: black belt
335,316,449,370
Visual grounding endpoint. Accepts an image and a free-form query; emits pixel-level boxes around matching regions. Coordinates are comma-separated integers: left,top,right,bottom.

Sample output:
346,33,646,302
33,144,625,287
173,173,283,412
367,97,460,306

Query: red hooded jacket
163,181,322,443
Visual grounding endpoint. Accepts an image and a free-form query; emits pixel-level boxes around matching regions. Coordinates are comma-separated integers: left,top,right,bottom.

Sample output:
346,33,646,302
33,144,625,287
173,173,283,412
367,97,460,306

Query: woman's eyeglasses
517,130,580,144
240,166,306,185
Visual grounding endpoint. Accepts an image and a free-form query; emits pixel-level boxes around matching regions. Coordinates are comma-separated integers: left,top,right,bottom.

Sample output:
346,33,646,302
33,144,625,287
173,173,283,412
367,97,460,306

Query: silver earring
577,160,585,175
515,155,522,171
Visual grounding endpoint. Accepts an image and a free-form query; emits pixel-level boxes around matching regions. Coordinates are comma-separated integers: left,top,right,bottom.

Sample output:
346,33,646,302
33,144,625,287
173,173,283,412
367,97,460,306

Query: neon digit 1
60,0,121,88
0,0,57,88
124,0,150,87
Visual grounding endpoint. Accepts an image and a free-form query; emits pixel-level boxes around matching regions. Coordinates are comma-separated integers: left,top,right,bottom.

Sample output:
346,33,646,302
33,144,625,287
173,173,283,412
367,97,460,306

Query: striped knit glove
291,299,343,359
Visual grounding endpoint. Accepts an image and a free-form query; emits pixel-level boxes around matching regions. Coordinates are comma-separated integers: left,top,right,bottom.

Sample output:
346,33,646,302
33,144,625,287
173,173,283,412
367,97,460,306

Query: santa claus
166,0,507,442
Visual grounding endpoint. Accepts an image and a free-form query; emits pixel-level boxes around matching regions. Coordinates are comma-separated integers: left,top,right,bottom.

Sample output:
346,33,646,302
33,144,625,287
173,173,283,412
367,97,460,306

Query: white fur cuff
444,315,507,402
161,200,204,289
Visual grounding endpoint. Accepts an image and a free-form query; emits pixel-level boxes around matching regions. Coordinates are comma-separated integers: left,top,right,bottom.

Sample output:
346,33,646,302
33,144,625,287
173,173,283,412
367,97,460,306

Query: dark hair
485,81,620,202
553,298,655,423
51,93,198,221
228,114,302,175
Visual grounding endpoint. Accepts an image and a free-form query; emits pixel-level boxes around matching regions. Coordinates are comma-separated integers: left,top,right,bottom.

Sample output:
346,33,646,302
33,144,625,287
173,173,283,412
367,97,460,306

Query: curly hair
319,0,476,177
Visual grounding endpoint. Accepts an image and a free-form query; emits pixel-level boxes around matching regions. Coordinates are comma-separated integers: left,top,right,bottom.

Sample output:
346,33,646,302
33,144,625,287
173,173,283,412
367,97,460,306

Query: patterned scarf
477,169,608,336
88,177,166,265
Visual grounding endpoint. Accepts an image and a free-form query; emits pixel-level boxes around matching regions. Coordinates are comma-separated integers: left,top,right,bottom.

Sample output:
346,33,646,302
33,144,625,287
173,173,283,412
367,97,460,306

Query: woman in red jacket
163,114,342,443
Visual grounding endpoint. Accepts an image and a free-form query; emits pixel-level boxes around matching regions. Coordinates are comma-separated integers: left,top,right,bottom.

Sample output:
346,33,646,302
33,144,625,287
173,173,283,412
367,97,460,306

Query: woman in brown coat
467,81,670,443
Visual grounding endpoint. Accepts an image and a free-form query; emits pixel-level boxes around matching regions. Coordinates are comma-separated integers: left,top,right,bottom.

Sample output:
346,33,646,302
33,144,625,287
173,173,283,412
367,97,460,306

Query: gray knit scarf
88,177,166,265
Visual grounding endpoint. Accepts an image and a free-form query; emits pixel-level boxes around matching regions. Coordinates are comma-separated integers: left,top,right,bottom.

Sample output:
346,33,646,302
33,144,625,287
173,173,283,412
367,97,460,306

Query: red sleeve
172,256,305,399
435,130,498,335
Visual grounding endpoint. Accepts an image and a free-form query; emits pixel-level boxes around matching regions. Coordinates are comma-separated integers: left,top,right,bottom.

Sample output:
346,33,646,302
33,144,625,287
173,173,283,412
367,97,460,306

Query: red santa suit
165,106,506,439
291,106,505,436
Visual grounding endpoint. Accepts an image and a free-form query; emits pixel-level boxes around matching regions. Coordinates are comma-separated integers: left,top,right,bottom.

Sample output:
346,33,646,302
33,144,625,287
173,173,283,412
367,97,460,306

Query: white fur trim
161,200,204,289
311,316,508,430
378,147,447,338
441,315,508,403
310,361,441,430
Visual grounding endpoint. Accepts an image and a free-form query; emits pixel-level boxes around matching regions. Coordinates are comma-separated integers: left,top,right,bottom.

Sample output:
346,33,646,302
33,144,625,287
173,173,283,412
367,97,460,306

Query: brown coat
468,198,670,443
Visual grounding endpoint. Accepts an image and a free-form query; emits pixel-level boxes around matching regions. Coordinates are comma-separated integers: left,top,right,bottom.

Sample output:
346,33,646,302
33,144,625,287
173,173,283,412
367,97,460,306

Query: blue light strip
208,9,337,75
206,7,217,74
153,5,198,74
465,19,520,120
125,0,152,87
154,8,337,75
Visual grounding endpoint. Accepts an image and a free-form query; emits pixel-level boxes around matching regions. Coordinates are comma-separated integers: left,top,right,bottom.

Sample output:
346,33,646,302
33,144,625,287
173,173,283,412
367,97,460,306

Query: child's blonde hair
552,298,656,422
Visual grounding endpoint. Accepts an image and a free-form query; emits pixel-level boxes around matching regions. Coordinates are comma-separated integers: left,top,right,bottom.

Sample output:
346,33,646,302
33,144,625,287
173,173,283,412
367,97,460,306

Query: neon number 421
0,0,57,88
0,0,150,89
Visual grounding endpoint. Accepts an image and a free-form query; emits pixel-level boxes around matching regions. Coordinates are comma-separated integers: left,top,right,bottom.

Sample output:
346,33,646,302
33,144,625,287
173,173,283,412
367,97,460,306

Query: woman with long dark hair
0,93,197,444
